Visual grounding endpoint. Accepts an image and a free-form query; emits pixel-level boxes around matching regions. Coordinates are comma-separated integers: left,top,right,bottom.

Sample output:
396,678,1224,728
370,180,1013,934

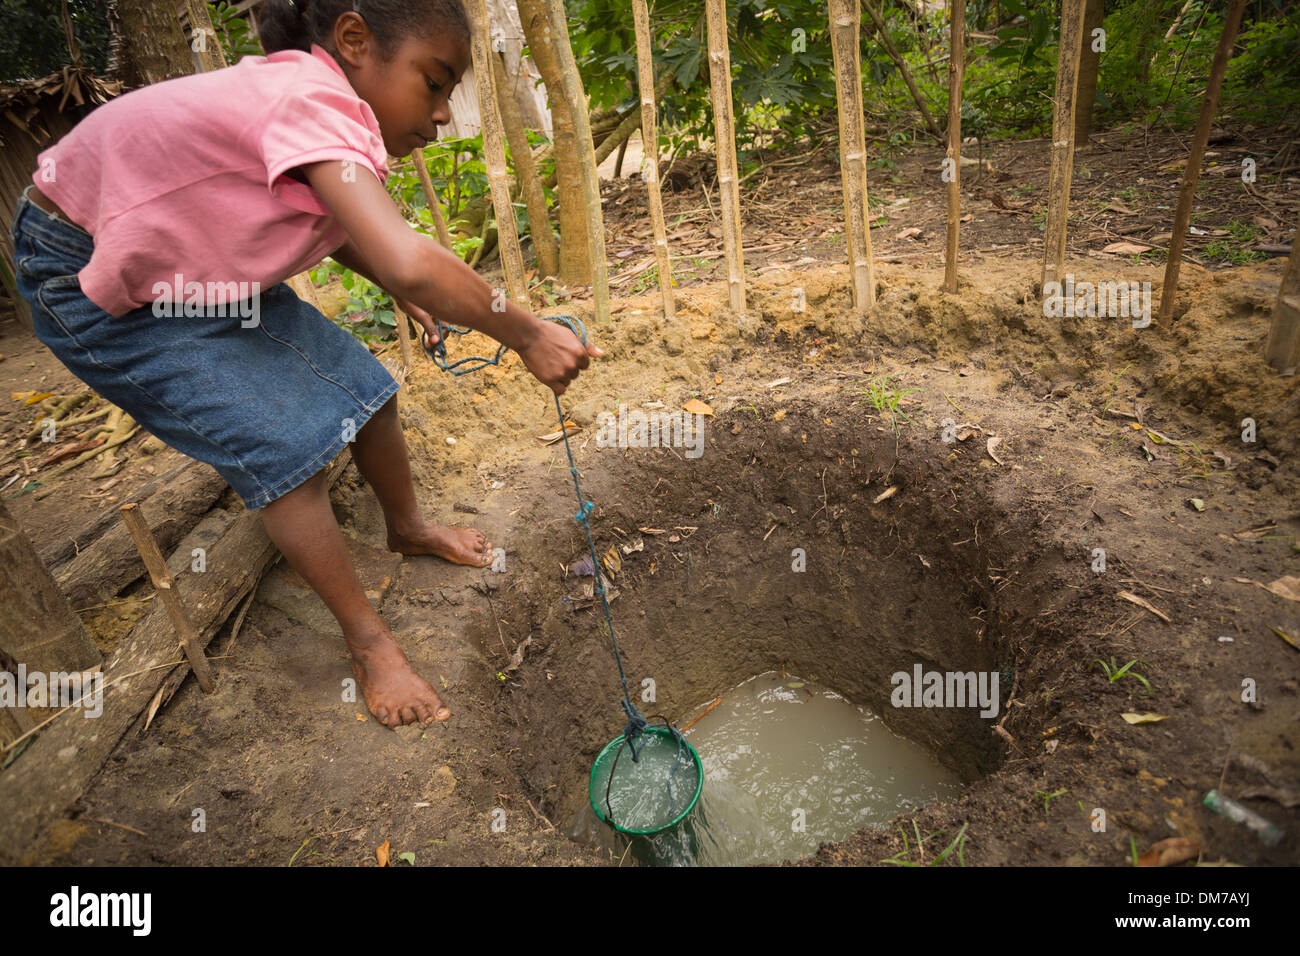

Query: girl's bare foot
347,625,450,727
388,520,492,567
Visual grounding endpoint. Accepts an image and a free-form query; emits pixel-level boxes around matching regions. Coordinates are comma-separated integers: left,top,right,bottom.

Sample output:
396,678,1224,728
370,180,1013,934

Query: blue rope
425,313,690,817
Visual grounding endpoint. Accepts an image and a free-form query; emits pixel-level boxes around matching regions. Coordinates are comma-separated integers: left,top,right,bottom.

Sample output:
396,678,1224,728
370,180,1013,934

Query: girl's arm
302,160,600,394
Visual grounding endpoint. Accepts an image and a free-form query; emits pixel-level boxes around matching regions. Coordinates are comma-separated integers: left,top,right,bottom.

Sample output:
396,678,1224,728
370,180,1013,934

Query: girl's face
332,13,471,157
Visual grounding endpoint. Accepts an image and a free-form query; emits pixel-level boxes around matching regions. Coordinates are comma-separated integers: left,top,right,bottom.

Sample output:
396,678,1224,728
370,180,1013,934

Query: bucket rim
588,726,703,835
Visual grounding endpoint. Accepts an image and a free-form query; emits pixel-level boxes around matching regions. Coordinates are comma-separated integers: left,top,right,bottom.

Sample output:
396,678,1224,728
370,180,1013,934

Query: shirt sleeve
258,77,390,213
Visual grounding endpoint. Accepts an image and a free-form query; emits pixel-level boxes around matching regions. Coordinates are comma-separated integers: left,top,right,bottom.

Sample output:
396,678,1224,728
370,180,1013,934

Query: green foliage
0,0,110,82
207,2,264,63
567,0,840,164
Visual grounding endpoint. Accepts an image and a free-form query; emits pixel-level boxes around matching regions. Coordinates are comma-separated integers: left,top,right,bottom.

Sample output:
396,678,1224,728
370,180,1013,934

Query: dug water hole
582,672,964,865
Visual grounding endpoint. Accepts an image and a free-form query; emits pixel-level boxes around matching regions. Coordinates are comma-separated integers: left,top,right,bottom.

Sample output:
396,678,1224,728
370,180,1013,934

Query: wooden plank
0,498,100,677
0,451,351,862
54,463,228,610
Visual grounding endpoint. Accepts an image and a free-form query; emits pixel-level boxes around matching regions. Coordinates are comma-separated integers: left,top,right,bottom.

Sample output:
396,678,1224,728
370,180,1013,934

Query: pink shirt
32,45,389,317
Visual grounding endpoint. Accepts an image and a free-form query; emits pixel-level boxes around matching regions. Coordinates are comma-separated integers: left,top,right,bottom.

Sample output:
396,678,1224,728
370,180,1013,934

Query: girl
10,0,602,728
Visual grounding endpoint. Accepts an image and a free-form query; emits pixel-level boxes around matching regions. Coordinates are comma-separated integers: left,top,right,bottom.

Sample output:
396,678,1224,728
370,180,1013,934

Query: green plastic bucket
589,726,703,836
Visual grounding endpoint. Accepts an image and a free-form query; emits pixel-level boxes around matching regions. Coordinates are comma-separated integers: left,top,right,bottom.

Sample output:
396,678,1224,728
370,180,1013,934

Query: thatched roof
0,64,123,148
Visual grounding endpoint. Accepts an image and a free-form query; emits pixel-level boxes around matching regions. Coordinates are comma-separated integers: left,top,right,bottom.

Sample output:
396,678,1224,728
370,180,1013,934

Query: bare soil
2,123,1298,866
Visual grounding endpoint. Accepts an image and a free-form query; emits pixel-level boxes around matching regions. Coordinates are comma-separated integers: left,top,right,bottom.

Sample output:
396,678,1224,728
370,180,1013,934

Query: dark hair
259,0,470,60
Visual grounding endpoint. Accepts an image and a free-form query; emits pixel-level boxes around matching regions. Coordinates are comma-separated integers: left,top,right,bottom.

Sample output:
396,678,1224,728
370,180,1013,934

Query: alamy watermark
891,664,1000,718
0,665,103,718
595,403,706,459
151,273,260,327
1043,273,1151,329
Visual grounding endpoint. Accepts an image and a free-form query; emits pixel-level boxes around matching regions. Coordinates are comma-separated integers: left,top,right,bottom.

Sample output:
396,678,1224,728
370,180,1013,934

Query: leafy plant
881,820,969,867
849,374,919,433
1034,787,1068,816
1093,657,1154,697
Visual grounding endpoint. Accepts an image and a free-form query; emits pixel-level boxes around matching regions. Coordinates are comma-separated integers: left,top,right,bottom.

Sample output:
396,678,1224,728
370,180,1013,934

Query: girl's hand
517,319,604,395
393,295,441,350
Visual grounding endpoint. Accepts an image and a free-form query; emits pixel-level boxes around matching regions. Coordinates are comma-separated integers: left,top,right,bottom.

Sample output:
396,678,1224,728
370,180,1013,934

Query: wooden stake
411,147,455,251
1040,0,1086,296
545,0,611,322
631,0,675,320
704,0,746,312
1156,0,1248,327
117,502,215,693
393,304,414,370
830,0,876,311
943,0,965,294
1265,204,1300,373
466,0,529,309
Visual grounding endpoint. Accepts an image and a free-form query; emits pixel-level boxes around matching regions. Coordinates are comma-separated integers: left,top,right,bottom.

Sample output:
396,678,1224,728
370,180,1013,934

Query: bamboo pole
704,0,746,312
830,0,875,311
631,0,675,320
466,0,528,308
117,502,215,693
1040,0,1086,297
412,148,455,251
943,0,965,294
491,47,559,280
545,0,611,321
1265,204,1300,373
1156,0,1248,327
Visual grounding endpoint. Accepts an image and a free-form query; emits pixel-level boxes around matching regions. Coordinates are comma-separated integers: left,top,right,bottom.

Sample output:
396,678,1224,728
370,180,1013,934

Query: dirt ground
2,123,1298,867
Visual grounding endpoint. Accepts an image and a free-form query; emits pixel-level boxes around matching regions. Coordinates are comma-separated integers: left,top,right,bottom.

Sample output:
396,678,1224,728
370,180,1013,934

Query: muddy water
679,672,962,865
572,672,962,865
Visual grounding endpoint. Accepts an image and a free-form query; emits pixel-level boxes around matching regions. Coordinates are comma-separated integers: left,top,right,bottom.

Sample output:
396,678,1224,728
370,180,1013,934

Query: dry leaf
376,839,391,867
873,485,898,504
773,409,787,422
1122,712,1172,724
1103,241,1152,255
682,398,714,416
1137,837,1200,867
1117,590,1171,623
23,392,55,406
536,421,580,444
987,436,1004,465
1233,575,1300,603
603,545,621,578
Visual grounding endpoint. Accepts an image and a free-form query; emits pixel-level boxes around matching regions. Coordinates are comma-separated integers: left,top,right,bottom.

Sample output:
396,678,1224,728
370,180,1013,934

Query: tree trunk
516,0,592,287
543,0,610,320
493,49,560,279
1074,0,1104,144
106,0,195,87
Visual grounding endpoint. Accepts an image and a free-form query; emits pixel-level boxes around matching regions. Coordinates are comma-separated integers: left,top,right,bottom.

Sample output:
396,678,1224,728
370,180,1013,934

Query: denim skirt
10,185,399,510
